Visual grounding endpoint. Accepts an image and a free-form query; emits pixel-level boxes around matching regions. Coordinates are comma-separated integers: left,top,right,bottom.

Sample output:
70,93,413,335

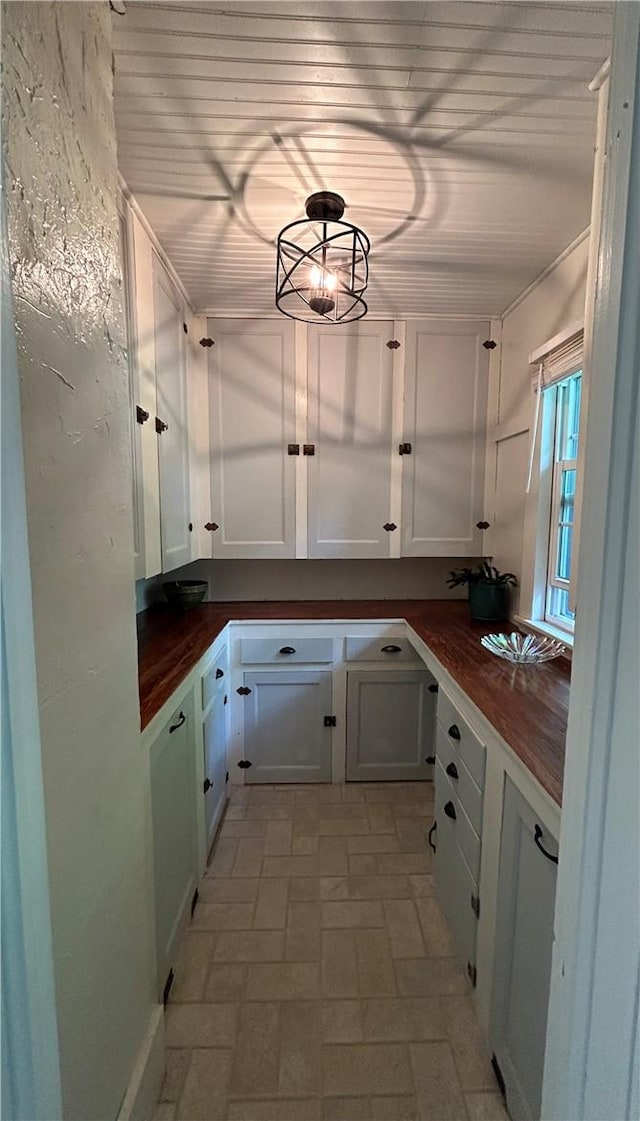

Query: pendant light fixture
276,191,369,323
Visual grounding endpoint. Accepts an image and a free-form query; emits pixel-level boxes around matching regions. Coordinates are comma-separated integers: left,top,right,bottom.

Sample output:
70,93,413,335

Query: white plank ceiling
112,1,613,318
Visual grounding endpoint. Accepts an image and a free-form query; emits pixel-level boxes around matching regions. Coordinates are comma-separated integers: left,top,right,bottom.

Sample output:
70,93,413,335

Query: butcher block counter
137,599,570,805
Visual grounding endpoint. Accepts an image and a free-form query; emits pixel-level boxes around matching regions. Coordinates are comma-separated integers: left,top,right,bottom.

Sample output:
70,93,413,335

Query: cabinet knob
215,667,224,679
444,800,457,820
446,762,459,780
203,777,212,794
448,724,461,741
155,416,168,434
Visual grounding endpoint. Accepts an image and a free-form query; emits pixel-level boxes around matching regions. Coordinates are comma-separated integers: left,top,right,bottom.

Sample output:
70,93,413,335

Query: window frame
543,371,582,634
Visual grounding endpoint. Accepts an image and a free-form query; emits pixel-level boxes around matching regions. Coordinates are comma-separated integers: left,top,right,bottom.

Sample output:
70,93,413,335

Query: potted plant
446,561,517,622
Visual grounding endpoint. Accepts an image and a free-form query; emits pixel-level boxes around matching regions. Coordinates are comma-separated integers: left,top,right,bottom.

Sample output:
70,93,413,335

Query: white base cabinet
149,695,198,1000
346,668,437,781
201,648,229,855
242,670,333,783
490,777,559,1121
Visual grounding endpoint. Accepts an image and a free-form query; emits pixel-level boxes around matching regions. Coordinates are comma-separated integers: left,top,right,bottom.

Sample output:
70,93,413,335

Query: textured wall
2,4,155,1118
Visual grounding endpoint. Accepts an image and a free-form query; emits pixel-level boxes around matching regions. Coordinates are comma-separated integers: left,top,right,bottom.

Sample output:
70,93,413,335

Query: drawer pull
169,711,186,734
446,762,459,780
380,644,402,653
534,824,559,865
428,821,437,852
279,646,296,655
203,777,212,794
215,667,224,679
448,724,461,741
444,800,457,821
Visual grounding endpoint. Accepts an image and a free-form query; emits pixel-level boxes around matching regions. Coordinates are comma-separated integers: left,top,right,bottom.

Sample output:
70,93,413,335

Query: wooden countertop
137,600,570,805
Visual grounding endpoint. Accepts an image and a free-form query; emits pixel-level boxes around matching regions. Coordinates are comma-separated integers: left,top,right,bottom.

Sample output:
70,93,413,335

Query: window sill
513,614,574,655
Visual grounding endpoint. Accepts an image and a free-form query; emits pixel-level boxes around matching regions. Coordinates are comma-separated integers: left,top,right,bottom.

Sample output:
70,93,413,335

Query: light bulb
325,271,337,291
310,264,322,287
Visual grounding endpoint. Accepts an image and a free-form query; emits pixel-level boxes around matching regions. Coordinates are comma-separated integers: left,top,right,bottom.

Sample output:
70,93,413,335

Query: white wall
486,237,590,611
136,557,474,611
3,4,156,1118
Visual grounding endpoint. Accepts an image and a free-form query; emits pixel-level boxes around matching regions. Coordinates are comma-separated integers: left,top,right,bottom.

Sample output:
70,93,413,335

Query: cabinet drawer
437,691,486,789
434,806,479,976
435,758,481,882
345,635,419,662
435,724,483,835
202,651,229,710
239,636,333,665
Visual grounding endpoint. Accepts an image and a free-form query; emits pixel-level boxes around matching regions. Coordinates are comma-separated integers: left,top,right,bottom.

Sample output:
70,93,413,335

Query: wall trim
500,227,590,320
117,1006,165,1121
118,174,193,313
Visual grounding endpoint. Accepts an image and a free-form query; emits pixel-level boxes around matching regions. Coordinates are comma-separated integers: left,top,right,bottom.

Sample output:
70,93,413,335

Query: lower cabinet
242,670,333,783
149,696,198,1000
346,669,437,781
490,777,559,1121
203,690,228,855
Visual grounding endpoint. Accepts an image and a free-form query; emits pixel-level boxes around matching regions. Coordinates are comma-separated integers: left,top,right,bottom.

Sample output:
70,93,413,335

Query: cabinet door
242,670,332,783
117,199,145,579
208,319,296,558
203,692,228,854
490,778,558,1121
153,256,191,571
346,669,436,781
401,320,489,556
307,322,395,558
149,701,197,999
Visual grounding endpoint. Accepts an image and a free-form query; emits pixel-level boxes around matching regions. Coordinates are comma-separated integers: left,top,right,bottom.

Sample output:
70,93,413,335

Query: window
544,370,582,632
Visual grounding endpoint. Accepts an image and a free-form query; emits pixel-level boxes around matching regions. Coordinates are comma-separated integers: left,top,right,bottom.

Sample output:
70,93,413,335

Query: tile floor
154,782,509,1121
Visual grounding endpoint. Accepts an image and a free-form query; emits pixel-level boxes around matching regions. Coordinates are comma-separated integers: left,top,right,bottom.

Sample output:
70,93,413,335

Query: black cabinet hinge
204,521,219,532
476,520,490,530
162,968,174,1006
200,337,215,347
136,405,149,425
288,443,300,456
383,522,397,532
398,442,412,455
237,759,252,769
183,322,188,334
470,893,480,918
216,667,224,679
225,770,229,783
386,339,401,350
236,686,251,696
155,416,168,434
203,777,212,794
483,339,497,350
191,888,199,917
467,962,477,987
303,444,315,456
324,715,337,727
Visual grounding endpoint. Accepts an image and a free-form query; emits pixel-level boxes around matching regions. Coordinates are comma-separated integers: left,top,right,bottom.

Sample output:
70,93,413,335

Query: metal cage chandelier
276,191,370,323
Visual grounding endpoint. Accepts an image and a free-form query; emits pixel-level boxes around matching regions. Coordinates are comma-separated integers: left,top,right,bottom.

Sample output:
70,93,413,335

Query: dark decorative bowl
162,580,208,610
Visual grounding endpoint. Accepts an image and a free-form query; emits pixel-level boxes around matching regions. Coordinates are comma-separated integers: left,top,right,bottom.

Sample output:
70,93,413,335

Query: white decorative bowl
480,631,566,664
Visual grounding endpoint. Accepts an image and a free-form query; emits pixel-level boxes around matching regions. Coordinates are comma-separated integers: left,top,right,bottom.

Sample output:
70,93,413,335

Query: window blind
531,329,584,391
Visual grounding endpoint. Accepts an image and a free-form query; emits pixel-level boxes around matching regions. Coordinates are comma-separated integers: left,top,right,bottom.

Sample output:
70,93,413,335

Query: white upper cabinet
153,256,192,572
401,320,490,557
208,319,297,559
307,322,395,558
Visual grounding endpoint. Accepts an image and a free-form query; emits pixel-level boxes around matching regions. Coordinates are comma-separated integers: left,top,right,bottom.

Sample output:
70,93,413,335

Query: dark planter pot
468,582,508,622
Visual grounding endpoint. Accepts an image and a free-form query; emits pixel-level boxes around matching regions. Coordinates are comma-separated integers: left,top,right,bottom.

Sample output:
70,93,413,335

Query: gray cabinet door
490,777,559,1121
149,699,197,998
203,692,228,853
243,670,333,783
346,670,436,781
